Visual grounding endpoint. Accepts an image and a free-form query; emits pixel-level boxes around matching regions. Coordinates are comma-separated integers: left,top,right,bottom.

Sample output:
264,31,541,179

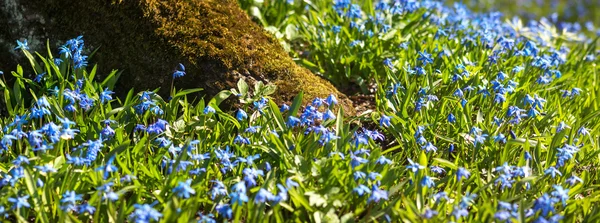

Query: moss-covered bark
0,0,354,113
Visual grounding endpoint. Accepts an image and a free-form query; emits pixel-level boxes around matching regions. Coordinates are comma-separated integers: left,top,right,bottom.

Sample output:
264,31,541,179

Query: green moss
3,0,354,114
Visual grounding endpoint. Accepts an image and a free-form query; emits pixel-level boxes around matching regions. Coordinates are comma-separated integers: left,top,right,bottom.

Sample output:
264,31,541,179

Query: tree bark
0,0,354,113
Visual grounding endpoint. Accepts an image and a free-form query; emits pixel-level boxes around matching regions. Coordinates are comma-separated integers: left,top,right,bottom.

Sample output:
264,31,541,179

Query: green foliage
1,0,600,222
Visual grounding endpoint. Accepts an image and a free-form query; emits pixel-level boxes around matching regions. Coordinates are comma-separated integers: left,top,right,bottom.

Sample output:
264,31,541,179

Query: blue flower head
8,195,30,210
204,105,216,115
379,115,391,127
130,203,162,223
173,179,196,199
236,109,247,121
15,39,30,51
457,167,471,181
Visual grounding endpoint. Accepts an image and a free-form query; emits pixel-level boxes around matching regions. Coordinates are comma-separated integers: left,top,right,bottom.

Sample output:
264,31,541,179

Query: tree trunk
0,0,354,113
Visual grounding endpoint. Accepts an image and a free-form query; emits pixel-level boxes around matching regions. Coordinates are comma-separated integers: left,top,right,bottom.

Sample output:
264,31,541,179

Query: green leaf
433,158,458,170
305,191,327,208
208,89,231,106
418,150,428,167
268,100,285,131
288,91,304,118
101,69,122,90
175,88,204,99
336,107,345,151
237,78,249,96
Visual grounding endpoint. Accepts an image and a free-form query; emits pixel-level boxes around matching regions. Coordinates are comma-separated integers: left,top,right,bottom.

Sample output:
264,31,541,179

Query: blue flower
102,191,120,202
494,93,506,104
35,165,57,174
234,135,250,145
422,208,438,219
54,58,63,66
460,192,477,208
216,204,232,219
353,184,371,196
415,66,426,76
286,178,299,188
58,36,89,69
130,204,162,223
406,158,424,173
368,185,388,203
100,88,114,104
350,152,368,169
61,190,82,211
172,70,186,79
311,97,324,107
447,113,456,123
453,89,464,98
421,142,437,153
346,4,362,19
319,131,339,145
551,185,569,206
433,192,448,202
242,168,264,187
383,58,394,70
173,179,196,199
379,115,391,127
210,180,228,199
14,39,30,50
363,129,384,141
150,106,164,115
273,184,288,203
533,194,557,217
456,167,471,181
418,50,434,65
12,155,29,166
326,94,338,106
577,126,590,136
255,188,275,204
1,134,17,151
8,195,30,210
353,171,366,180
147,119,168,134
198,213,216,223
66,154,88,166
235,154,260,166
376,155,392,165
368,172,381,181
236,109,247,121
244,125,261,134
556,121,570,133
544,167,562,178
430,166,445,174
323,109,336,120
286,116,301,127
375,1,388,11
494,134,506,143
473,133,488,147
101,124,116,139
566,175,583,186
494,174,515,190
331,25,342,34
230,187,249,205
421,176,436,188
253,97,268,111
571,88,582,97
280,104,290,112
204,106,216,115
77,203,96,215
34,72,46,83
452,206,469,219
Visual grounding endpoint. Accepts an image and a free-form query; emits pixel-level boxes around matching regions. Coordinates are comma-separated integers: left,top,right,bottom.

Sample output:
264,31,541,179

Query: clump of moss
2,0,354,113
